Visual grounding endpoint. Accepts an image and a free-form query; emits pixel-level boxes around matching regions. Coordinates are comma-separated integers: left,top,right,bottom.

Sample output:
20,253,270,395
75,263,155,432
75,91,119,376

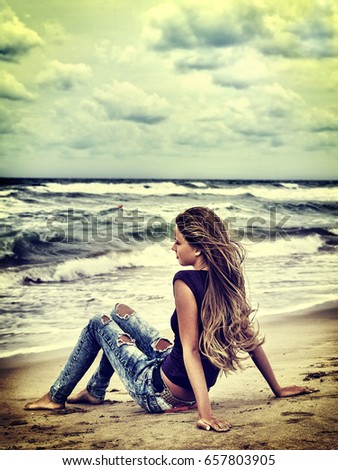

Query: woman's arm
250,345,316,397
174,280,231,432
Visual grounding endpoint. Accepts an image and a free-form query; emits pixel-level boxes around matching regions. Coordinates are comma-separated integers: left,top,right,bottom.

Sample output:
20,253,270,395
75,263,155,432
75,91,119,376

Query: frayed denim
49,304,175,413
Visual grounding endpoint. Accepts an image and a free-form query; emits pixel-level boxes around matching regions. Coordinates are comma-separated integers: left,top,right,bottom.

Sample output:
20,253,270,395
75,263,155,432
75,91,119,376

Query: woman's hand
197,417,232,432
274,385,318,398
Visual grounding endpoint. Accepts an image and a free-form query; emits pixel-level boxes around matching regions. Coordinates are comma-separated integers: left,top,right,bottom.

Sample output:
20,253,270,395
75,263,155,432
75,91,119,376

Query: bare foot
67,389,104,405
24,392,65,411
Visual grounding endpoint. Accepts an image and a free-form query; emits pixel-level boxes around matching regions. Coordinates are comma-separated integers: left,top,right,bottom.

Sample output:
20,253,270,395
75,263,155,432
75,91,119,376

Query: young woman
25,207,314,432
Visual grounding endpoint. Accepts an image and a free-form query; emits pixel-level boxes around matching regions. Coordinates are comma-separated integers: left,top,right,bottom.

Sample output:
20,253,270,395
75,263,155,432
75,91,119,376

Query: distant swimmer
23,277,43,284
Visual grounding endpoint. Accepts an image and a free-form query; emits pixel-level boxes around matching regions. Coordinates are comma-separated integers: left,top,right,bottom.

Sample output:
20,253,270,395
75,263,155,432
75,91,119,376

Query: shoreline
0,301,337,450
1,298,337,364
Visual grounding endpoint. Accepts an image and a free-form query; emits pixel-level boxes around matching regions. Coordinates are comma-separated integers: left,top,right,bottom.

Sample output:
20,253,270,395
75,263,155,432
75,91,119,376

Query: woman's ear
195,250,201,257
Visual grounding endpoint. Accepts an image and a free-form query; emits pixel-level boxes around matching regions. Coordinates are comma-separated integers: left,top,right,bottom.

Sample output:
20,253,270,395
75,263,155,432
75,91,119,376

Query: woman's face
172,226,203,268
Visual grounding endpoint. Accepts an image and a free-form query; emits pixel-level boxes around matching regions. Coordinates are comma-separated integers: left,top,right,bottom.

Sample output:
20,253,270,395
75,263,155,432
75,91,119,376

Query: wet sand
0,301,337,450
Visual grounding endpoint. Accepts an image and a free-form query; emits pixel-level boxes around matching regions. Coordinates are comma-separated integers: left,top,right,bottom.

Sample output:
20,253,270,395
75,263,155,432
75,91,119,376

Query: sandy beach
0,301,337,451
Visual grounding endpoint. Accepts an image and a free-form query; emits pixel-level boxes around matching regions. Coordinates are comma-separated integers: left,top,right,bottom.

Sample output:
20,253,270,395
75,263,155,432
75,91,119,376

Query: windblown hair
176,206,264,373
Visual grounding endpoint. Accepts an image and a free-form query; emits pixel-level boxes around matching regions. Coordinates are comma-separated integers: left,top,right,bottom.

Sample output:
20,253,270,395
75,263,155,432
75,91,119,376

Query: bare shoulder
174,279,198,319
173,279,195,300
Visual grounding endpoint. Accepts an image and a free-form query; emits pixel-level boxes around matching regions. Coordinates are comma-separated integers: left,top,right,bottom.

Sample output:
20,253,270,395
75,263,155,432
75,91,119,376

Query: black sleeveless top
161,270,220,390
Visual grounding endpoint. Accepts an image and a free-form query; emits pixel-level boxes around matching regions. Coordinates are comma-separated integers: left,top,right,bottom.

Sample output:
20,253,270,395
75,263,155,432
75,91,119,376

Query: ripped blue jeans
49,303,194,413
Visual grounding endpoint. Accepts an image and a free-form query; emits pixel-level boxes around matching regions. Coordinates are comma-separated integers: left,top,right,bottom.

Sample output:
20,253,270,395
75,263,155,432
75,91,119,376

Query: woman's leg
111,303,172,360
25,306,173,412
68,352,114,404
24,315,104,410
86,312,175,412
24,313,138,410
74,304,172,402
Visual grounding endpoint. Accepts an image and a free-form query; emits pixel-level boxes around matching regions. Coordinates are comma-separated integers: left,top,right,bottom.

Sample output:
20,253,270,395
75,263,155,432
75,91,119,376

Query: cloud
37,60,92,90
95,40,138,64
212,49,271,89
257,1,338,59
287,0,338,58
174,49,227,72
33,90,168,157
143,2,197,51
0,70,33,100
144,0,338,59
43,22,69,45
227,82,338,150
0,4,43,62
170,80,338,152
223,83,303,140
93,80,170,125
0,104,15,133
303,106,338,144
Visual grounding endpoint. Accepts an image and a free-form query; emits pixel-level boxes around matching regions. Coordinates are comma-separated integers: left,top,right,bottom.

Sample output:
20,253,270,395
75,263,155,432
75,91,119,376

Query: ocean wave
249,225,338,240
20,180,338,203
270,201,338,214
26,181,191,197
189,181,208,188
245,234,324,258
282,226,338,238
0,197,34,215
0,189,19,198
0,244,176,286
0,233,325,289
246,185,338,202
24,180,253,199
11,231,60,260
279,182,300,190
0,230,103,267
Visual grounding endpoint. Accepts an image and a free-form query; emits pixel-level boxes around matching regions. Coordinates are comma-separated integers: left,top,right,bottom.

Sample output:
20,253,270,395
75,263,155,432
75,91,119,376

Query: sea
0,178,337,359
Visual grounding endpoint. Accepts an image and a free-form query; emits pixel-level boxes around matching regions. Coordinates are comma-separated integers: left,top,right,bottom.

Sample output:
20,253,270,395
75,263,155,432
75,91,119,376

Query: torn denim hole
117,333,136,347
152,338,173,352
115,303,135,320
101,315,111,325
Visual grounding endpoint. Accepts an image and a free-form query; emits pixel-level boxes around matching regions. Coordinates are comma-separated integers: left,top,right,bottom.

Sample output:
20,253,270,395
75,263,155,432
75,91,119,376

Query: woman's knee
113,303,135,320
88,315,110,329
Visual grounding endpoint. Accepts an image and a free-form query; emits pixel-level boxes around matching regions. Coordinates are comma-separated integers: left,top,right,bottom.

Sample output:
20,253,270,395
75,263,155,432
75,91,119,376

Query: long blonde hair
176,206,263,373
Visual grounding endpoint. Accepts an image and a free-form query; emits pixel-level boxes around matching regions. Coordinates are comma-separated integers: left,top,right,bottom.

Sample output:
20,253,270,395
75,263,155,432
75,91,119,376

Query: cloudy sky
1,0,338,179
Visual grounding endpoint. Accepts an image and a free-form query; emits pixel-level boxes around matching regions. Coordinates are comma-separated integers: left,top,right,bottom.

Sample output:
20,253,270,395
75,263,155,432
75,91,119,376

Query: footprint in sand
281,411,315,424
303,371,327,381
53,406,90,414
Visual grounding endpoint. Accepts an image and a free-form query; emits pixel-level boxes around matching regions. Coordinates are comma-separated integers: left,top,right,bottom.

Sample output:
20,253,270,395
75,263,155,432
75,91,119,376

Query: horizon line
0,176,337,183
